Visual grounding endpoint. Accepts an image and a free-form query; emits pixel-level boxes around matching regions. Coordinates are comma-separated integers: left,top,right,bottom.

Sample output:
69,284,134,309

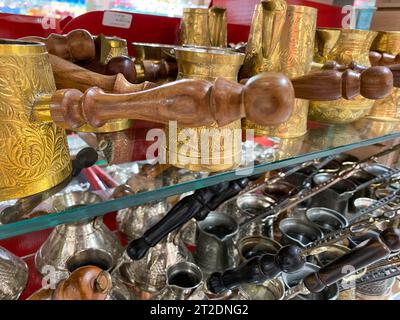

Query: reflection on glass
0,119,400,239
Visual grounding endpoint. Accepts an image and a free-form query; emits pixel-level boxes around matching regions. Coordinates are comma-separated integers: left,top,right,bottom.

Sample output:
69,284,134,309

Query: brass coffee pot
179,7,228,48
241,0,318,137
309,29,379,124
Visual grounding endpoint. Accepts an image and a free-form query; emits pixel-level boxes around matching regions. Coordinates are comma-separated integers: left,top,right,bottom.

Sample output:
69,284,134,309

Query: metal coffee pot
0,246,29,300
237,236,282,262
305,207,348,234
35,191,123,282
279,218,323,247
117,232,192,299
153,261,205,300
117,200,170,240
232,194,276,239
179,7,227,48
242,1,318,137
194,212,239,274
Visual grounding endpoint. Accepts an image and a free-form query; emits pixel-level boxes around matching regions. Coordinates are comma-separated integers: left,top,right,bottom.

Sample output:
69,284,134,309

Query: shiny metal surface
237,236,281,262
0,246,28,300
305,207,348,234
117,233,192,297
279,218,323,247
35,192,122,280
153,261,205,300
194,213,239,274
52,191,102,212
240,279,285,300
234,194,276,238
262,182,298,201
117,200,169,240
282,262,339,300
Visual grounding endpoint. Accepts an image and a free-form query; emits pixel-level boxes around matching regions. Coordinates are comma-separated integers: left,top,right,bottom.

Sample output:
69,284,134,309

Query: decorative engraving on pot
117,200,169,240
166,47,244,172
313,28,341,64
242,5,317,137
0,246,28,300
0,40,71,201
309,29,378,124
117,233,192,298
194,213,239,274
229,194,276,239
35,192,123,283
179,8,211,47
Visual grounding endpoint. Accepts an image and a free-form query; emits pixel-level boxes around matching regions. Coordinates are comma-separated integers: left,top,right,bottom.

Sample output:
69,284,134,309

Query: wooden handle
54,266,112,300
370,51,400,66
369,51,382,66
21,29,95,61
49,54,155,93
303,227,400,293
48,72,294,129
291,69,360,101
105,56,178,83
321,62,394,98
207,245,305,294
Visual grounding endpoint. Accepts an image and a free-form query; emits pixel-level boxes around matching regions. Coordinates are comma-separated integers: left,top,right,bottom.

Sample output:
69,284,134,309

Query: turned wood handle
105,56,178,83
291,69,360,101
370,51,400,66
49,54,155,93
49,72,295,129
54,266,112,300
126,176,258,261
207,245,305,294
321,62,394,98
21,29,95,61
303,227,400,293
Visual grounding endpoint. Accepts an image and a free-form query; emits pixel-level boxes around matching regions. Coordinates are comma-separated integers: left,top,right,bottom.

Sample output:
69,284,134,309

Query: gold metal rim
132,42,176,50
0,39,46,55
183,8,209,14
73,120,134,133
94,35,127,48
340,29,378,36
287,5,318,15
375,31,400,35
175,47,245,64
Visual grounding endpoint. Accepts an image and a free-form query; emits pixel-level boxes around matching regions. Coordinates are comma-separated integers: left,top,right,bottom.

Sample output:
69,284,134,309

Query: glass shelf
1,118,400,240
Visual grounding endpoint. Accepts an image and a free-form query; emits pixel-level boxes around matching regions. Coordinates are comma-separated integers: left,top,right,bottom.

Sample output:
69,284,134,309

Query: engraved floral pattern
0,51,70,200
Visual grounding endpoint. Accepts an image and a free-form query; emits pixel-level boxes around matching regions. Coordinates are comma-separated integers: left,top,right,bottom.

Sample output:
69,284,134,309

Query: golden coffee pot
241,1,318,138
309,29,378,124
179,7,227,48
313,28,341,65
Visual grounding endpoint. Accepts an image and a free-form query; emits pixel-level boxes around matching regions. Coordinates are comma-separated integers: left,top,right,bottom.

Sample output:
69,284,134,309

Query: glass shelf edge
1,131,400,240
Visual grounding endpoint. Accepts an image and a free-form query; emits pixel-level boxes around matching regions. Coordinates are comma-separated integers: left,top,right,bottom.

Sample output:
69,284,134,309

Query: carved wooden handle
370,51,400,66
321,62,394,99
303,227,400,293
54,266,112,300
47,72,294,129
21,29,95,61
105,56,178,83
49,54,156,93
